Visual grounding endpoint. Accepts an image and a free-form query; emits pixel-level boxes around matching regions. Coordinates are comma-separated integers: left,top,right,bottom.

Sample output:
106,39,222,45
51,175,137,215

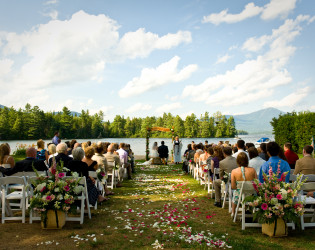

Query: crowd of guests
0,137,135,206
183,139,315,216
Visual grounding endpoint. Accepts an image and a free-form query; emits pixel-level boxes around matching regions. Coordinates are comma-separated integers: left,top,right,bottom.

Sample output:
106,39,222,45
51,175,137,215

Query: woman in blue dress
173,136,182,164
36,139,48,162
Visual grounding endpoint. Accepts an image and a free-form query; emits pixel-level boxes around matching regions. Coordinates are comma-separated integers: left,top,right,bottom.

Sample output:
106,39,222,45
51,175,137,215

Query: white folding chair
222,173,233,213
233,181,261,230
207,168,219,198
107,162,118,189
299,182,315,230
1,176,27,223
65,176,91,224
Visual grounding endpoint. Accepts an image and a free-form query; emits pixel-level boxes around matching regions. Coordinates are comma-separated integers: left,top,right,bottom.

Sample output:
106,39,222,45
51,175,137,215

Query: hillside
230,107,283,134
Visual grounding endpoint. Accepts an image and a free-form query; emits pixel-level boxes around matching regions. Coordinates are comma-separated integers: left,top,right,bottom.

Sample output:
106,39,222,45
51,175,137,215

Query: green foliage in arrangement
271,111,315,153
0,104,237,140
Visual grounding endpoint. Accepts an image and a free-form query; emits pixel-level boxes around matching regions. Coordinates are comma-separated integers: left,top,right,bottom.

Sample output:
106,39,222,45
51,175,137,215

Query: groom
158,141,169,165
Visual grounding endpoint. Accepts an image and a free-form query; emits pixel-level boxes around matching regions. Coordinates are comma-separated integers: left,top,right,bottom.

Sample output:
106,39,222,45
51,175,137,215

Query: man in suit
214,146,237,207
48,142,73,168
0,147,47,176
294,145,315,175
158,141,169,165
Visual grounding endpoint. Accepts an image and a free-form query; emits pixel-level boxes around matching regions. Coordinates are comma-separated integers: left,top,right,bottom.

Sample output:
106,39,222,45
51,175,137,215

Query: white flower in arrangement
57,194,63,200
280,189,287,199
36,183,46,191
54,187,60,193
96,169,101,173
72,172,79,178
270,198,279,205
74,186,84,194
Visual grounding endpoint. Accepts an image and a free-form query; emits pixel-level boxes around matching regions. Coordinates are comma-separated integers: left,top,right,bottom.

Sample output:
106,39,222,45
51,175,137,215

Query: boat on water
254,137,271,146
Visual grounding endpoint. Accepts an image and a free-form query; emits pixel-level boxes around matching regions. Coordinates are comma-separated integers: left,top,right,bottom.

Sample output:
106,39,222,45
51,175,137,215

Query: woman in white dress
138,142,160,166
173,136,182,164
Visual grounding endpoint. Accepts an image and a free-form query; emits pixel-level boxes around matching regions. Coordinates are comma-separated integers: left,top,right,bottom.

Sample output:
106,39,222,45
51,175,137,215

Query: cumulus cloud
126,103,152,113
119,56,197,98
45,0,58,5
44,10,58,20
155,102,182,115
183,15,312,108
202,3,263,25
203,0,297,25
215,54,232,64
0,10,192,109
264,87,309,108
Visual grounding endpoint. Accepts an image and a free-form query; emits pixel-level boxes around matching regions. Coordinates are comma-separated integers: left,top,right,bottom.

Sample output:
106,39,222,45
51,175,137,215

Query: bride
138,142,159,166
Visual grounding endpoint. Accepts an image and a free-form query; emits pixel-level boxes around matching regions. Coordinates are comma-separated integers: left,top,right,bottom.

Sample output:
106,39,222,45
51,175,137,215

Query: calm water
1,134,274,156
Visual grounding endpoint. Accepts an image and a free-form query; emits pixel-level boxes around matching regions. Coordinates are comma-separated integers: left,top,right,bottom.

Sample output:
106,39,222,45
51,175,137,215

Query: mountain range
227,107,283,134
0,104,282,134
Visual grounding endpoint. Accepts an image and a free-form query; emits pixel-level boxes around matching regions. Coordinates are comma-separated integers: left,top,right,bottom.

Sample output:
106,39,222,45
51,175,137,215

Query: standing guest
52,131,60,145
232,140,249,159
259,142,291,183
158,141,169,165
173,136,183,164
83,146,98,171
214,147,237,207
0,147,47,176
294,145,315,175
284,142,299,169
0,143,15,168
231,152,257,216
36,139,48,162
48,142,72,168
259,143,268,160
248,147,266,176
117,143,132,179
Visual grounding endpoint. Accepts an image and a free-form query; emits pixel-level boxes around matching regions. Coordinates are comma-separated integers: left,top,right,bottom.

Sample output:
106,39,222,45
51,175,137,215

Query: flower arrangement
29,159,84,225
222,172,229,183
96,167,107,183
244,164,305,224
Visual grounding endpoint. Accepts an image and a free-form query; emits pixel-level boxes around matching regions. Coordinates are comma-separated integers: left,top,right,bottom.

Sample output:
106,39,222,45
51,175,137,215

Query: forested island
0,104,238,140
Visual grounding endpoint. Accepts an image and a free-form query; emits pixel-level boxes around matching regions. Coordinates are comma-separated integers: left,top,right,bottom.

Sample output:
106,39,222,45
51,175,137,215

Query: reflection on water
1,134,274,156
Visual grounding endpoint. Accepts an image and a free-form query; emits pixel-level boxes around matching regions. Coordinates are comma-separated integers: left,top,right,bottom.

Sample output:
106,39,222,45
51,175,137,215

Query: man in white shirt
117,143,132,179
232,139,249,160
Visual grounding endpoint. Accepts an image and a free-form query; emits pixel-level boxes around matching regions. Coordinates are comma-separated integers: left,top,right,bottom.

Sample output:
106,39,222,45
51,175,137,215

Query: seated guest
231,152,257,216
67,147,108,205
126,144,135,173
210,146,224,180
48,142,72,168
194,143,204,164
245,143,255,150
232,140,249,159
117,143,132,179
259,143,268,161
0,147,47,176
214,147,237,207
0,143,15,168
36,139,48,162
187,143,196,163
284,142,299,169
248,147,265,175
294,145,315,175
307,191,315,198
69,139,77,155
48,143,57,160
259,142,291,183
104,143,122,187
82,146,98,171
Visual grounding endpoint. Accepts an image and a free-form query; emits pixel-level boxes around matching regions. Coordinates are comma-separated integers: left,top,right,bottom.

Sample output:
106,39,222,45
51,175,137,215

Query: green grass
0,161,314,249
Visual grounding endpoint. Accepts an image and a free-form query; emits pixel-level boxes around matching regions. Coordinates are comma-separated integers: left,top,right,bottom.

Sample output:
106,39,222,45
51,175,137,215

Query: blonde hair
84,146,95,159
82,142,89,151
37,139,45,149
48,144,56,154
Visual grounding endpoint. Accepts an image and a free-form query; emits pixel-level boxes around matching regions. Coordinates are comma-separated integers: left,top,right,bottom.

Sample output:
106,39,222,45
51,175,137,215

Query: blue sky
0,0,314,121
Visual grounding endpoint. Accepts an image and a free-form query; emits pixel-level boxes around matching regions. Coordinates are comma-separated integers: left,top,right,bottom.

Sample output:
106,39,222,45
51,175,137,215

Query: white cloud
202,0,297,25
0,10,192,108
126,103,152,113
155,102,182,115
263,87,309,108
44,10,58,20
215,54,232,64
202,3,263,25
179,110,194,120
261,0,296,20
183,16,311,107
45,0,58,5
119,56,197,98
165,94,179,101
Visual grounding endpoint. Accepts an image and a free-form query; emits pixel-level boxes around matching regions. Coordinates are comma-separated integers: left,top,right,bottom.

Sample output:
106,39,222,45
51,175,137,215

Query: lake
1,134,274,156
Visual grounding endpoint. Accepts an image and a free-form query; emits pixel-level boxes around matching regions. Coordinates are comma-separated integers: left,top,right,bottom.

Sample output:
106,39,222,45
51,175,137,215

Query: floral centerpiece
244,165,305,236
29,159,84,229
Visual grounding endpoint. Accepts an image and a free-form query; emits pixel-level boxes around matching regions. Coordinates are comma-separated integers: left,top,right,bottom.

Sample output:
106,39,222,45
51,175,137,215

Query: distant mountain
53,111,81,117
228,107,283,134
0,104,6,109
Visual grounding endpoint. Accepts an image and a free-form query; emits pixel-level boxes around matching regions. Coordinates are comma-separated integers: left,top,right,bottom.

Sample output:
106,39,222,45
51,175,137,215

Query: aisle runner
107,165,232,249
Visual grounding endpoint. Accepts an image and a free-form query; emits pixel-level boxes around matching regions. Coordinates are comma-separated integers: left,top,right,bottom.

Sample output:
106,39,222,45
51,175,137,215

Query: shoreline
134,155,145,160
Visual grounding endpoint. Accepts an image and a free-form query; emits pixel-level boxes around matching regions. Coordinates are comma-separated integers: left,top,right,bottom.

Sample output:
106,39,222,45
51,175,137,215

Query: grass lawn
1,161,314,249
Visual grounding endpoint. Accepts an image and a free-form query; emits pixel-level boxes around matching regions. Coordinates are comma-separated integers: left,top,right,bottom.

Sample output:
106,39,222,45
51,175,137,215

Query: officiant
173,136,182,164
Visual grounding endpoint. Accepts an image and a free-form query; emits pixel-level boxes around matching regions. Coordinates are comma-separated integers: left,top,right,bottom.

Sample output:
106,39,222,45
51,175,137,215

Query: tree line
0,104,237,140
271,111,315,154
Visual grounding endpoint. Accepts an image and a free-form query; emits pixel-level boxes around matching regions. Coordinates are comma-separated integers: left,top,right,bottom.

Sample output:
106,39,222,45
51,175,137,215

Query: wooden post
146,128,150,161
